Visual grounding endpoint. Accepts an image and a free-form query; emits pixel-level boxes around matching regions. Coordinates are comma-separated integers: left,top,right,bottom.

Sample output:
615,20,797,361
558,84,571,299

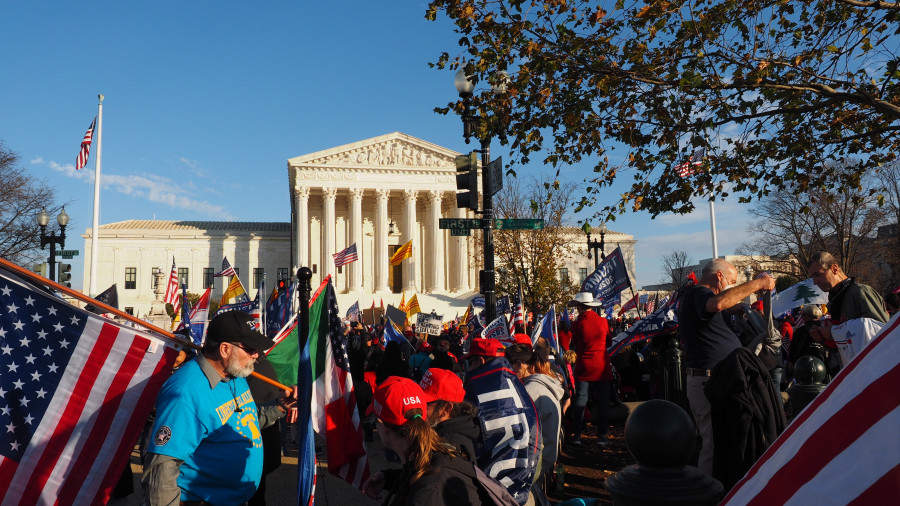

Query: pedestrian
806,251,889,324
420,367,481,463
677,258,775,476
567,292,613,447
142,311,295,505
361,377,491,505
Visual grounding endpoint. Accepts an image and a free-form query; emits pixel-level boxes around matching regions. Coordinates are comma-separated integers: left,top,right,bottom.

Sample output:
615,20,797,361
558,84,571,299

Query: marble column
322,187,337,280
427,190,445,292
349,188,364,293
374,189,390,293
451,205,469,292
403,189,418,292
295,187,310,273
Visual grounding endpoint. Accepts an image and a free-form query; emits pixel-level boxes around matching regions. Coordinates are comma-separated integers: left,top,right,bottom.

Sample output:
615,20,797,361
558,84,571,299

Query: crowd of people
135,249,897,504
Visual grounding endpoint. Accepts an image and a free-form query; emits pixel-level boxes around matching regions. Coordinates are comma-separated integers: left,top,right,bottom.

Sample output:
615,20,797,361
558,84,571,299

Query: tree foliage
494,175,580,315
659,249,695,290
427,0,900,218
0,142,58,266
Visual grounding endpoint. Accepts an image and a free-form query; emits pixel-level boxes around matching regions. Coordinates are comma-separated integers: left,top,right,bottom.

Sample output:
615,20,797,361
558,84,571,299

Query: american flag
0,266,178,504
509,284,525,333
214,256,236,277
332,243,359,268
674,147,705,178
645,293,659,314
722,313,900,505
163,258,179,306
74,118,95,171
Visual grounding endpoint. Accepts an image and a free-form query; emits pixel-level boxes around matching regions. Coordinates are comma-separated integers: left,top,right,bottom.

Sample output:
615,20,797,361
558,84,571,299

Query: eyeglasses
229,342,259,356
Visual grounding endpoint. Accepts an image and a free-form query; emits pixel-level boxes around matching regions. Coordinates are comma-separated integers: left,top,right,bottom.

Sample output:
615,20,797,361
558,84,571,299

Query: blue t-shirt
147,357,264,504
678,285,743,370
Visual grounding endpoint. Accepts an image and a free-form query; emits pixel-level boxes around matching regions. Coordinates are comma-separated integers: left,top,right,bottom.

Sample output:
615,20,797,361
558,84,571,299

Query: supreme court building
83,132,636,318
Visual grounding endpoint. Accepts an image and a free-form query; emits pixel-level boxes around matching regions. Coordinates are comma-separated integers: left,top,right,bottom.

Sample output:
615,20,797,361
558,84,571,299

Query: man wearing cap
678,258,775,476
142,311,295,505
567,292,613,446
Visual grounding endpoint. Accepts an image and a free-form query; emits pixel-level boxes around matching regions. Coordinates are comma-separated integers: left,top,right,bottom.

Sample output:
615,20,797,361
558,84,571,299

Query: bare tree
874,161,900,289
0,142,58,266
659,250,695,291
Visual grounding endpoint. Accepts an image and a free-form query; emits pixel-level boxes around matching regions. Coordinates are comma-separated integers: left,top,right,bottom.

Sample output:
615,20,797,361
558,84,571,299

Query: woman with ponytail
361,376,490,505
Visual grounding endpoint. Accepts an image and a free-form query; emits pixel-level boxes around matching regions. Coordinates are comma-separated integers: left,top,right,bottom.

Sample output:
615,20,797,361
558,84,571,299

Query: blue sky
1,1,753,289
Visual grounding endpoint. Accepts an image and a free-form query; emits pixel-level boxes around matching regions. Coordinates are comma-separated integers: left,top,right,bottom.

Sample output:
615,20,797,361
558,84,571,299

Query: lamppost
744,266,754,304
454,67,507,324
37,206,69,282
582,222,607,269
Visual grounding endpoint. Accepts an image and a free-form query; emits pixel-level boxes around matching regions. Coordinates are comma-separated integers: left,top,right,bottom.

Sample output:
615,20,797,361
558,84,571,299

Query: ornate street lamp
582,222,607,269
37,206,69,281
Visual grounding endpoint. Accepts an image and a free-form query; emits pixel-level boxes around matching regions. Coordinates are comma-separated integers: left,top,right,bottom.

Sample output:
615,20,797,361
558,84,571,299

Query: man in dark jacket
807,251,888,324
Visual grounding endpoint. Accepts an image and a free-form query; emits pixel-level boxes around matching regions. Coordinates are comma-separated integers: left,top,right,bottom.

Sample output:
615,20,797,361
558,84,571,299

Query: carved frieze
303,139,454,168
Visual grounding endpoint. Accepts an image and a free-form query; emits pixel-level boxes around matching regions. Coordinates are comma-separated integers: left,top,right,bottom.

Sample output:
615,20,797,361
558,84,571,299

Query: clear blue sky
1,1,753,289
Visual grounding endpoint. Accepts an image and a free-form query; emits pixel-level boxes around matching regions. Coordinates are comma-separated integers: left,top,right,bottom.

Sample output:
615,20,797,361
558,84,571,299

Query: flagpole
89,94,103,296
709,199,719,259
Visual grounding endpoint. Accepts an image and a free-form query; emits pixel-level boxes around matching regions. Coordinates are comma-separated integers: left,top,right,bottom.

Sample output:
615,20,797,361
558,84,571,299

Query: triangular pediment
287,132,460,169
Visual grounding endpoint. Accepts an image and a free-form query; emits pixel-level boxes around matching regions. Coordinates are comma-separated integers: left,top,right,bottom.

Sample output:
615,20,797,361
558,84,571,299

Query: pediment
288,132,460,170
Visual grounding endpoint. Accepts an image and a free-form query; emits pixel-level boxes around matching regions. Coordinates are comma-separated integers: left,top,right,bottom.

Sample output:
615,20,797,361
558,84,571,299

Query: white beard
225,352,255,378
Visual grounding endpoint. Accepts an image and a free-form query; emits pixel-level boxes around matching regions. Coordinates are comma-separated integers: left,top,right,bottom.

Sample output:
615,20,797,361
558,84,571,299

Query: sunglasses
229,342,259,356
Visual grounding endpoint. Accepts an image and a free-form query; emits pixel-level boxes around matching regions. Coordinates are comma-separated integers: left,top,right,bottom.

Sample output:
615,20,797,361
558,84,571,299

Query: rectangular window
151,267,161,289
125,267,137,289
254,268,264,288
178,268,189,290
579,268,588,285
124,307,134,315
233,267,239,277
203,268,214,289
337,266,342,274
277,267,289,281
559,268,569,283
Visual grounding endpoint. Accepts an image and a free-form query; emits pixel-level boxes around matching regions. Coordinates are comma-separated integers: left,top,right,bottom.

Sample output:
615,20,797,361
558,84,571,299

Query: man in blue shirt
142,311,292,505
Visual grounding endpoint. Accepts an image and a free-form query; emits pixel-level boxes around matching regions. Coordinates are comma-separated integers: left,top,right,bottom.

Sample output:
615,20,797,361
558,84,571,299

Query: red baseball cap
369,376,429,426
420,368,465,403
464,338,505,358
513,333,533,347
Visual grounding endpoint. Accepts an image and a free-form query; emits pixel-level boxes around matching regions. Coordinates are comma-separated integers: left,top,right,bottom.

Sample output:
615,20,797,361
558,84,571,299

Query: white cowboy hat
568,292,602,307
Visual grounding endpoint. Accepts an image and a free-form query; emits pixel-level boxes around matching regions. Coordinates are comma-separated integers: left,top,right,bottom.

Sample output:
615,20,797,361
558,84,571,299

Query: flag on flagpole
619,292,640,316
389,240,412,266
346,300,360,322
405,294,421,317
176,287,211,346
482,314,514,346
83,284,118,316
381,317,414,352
674,147,705,178
645,293,659,314
221,275,247,305
532,307,559,351
214,256,236,277
722,313,900,505
510,284,525,333
74,117,95,170
163,258,179,306
0,265,179,504
332,243,359,268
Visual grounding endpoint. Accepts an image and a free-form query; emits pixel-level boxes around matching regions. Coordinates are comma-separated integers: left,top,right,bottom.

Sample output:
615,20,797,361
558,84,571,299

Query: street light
454,66,508,323
583,222,607,269
37,206,69,282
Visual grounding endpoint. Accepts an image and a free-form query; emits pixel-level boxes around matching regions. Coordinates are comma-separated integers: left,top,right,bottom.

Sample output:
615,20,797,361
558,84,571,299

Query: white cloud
30,157,44,164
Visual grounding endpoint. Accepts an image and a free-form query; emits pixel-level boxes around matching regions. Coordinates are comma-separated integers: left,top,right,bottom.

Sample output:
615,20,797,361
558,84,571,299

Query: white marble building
82,132,637,319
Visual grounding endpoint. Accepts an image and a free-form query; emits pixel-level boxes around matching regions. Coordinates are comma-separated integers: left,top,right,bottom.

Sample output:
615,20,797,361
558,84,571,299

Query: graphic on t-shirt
154,426,172,446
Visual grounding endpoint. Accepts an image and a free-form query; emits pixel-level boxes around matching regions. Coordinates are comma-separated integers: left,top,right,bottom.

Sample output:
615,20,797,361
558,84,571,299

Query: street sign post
494,219,544,230
59,250,79,259
439,218,484,229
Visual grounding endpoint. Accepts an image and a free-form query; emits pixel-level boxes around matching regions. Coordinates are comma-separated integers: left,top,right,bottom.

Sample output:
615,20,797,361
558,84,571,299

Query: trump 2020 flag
481,314,514,346
0,265,179,505
581,246,632,305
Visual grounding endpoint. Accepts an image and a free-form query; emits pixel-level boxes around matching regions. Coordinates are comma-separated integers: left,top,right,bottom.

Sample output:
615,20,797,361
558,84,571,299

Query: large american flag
0,266,178,505
214,256,236,277
674,147,705,178
74,118,95,171
163,258,179,306
332,243,358,268
722,313,900,504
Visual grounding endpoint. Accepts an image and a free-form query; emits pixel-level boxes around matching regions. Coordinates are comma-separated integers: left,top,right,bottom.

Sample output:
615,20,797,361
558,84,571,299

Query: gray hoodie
523,373,565,470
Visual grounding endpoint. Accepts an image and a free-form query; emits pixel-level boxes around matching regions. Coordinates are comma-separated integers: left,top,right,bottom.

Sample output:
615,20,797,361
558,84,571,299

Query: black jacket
705,347,787,490
383,452,490,506
434,415,483,464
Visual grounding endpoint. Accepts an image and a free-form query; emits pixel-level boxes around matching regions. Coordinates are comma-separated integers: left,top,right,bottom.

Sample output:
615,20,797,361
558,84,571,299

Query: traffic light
277,278,287,294
455,151,479,211
58,263,72,287
32,262,48,278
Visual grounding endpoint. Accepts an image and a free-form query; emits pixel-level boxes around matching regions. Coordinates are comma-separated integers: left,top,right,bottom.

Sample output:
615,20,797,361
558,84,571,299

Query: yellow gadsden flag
221,275,246,305
390,240,413,266
406,294,421,317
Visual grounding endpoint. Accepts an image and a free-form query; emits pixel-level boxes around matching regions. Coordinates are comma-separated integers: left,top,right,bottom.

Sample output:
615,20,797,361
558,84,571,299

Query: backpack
443,455,520,506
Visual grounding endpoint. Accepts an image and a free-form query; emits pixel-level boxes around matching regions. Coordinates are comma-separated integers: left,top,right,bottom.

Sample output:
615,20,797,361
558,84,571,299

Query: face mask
722,282,736,292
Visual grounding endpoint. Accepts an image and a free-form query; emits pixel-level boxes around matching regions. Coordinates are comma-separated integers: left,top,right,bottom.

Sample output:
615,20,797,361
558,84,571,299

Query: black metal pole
297,267,312,354
48,240,57,282
480,138,497,324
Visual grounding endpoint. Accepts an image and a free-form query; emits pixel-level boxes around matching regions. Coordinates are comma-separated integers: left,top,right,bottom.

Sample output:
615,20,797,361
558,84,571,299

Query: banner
580,246,632,306
481,314,514,346
771,278,828,316
385,305,407,329
607,304,679,356
415,312,443,336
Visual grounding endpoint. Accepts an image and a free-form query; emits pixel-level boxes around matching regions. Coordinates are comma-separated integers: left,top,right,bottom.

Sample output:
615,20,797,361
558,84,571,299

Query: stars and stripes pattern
0,266,178,505
74,118,95,171
722,312,900,505
332,243,359,268
214,256,236,277
674,147,705,178
163,258,179,306
510,286,525,333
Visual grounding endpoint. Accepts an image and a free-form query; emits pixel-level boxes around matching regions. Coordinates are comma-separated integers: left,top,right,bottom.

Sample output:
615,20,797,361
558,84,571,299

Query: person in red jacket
567,292,614,446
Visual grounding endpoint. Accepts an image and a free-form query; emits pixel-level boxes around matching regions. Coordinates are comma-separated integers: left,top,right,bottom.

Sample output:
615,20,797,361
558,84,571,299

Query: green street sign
494,219,544,230
59,249,80,259
450,229,471,236
439,218,484,230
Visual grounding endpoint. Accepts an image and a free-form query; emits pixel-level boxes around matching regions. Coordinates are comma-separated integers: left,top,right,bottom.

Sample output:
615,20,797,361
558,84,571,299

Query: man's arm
706,276,776,313
141,452,183,506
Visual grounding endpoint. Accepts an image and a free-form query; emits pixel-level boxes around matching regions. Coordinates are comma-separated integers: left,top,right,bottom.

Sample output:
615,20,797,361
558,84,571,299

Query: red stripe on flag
21,322,119,502
55,330,145,503
90,343,178,505
847,463,900,505
0,459,19,499
745,362,900,506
